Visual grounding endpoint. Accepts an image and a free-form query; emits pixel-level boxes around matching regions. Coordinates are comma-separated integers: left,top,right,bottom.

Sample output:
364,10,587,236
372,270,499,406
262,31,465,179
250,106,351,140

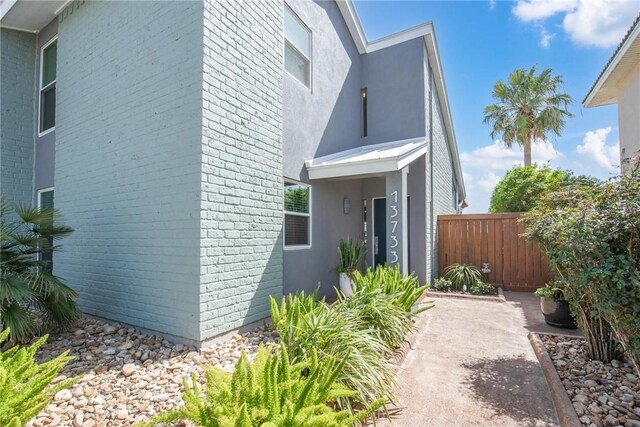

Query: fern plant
442,263,483,291
0,198,78,342
270,292,394,412
0,329,76,426
143,343,382,427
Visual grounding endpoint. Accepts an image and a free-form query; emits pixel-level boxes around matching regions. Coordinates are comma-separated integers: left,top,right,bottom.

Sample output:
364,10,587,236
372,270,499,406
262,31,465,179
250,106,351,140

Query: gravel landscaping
30,317,278,427
542,335,640,427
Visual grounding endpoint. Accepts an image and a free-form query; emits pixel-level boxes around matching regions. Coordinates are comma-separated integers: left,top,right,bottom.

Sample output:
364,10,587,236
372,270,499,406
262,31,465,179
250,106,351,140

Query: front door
373,198,387,267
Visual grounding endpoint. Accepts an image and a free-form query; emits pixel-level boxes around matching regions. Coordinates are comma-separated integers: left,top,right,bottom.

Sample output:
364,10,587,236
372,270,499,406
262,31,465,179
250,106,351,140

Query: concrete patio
377,293,579,426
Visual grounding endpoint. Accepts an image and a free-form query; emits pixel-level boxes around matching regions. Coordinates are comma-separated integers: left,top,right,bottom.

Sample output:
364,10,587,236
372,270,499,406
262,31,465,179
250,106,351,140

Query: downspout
428,69,435,280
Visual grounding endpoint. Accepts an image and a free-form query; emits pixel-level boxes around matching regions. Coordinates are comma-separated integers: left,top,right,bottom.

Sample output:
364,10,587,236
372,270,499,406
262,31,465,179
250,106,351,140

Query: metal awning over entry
305,137,428,180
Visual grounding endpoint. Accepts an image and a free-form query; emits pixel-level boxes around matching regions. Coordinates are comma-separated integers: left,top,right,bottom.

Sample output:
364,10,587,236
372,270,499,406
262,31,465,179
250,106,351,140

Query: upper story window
284,180,311,248
361,88,368,137
39,37,57,135
284,5,311,89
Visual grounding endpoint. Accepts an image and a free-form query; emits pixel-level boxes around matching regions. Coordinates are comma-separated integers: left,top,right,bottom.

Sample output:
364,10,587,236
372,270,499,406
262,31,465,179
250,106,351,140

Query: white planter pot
339,272,355,297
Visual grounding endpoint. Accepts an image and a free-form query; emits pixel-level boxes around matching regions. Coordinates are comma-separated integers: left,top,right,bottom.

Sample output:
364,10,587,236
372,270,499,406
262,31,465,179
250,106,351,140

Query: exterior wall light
343,197,351,214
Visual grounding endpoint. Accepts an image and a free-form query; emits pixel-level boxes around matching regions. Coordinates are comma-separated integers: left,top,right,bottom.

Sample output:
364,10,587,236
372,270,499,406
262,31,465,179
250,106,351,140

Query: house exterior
0,0,466,346
584,14,640,174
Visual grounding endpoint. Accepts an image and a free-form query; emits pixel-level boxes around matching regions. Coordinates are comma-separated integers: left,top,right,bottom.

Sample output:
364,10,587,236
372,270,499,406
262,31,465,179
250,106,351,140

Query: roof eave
583,14,640,107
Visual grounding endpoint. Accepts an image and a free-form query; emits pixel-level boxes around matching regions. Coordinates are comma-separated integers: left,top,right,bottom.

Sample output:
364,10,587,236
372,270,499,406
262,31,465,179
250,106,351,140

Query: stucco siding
34,19,58,193
282,0,364,297
1,29,35,207
361,38,426,145
283,0,362,180
200,0,284,340
617,62,640,174
54,1,204,340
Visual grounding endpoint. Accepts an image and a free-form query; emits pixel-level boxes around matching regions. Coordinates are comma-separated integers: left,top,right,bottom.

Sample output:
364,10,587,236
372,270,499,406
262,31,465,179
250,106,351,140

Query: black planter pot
540,297,577,329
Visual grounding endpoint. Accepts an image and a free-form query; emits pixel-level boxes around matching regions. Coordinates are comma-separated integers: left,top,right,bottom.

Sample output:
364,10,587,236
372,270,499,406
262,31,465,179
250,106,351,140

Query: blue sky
353,0,640,212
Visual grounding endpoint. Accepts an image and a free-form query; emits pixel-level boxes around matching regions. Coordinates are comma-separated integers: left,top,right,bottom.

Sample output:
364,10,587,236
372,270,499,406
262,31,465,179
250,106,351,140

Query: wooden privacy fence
437,213,552,291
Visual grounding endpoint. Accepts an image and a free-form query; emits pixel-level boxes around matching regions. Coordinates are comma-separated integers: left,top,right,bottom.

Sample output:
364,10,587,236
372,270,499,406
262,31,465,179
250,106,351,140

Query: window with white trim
39,37,57,135
284,5,311,89
284,181,311,248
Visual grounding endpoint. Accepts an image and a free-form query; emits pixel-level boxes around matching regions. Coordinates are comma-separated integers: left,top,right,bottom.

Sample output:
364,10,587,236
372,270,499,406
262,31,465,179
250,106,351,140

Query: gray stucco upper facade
0,0,465,345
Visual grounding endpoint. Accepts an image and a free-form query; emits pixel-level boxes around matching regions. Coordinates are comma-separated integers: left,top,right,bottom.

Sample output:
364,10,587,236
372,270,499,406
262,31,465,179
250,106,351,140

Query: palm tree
483,66,573,166
0,198,78,343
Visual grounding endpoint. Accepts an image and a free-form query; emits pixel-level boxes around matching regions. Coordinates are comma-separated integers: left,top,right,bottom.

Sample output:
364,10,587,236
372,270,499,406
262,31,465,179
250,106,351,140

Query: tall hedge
523,173,639,371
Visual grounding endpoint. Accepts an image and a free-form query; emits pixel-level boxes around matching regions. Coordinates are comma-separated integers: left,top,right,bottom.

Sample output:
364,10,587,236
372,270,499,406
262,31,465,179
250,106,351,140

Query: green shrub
350,265,428,314
442,264,482,291
0,199,78,343
144,343,381,427
335,236,366,274
469,281,497,296
270,292,394,412
0,329,76,426
338,289,413,351
523,173,640,367
430,278,453,292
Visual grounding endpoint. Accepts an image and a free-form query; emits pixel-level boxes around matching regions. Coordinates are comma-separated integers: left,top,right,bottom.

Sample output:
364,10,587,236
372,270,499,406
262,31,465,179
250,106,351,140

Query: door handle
374,236,379,255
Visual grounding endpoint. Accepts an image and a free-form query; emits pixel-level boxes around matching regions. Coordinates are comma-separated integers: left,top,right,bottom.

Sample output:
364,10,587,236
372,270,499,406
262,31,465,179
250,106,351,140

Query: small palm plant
442,263,483,291
0,198,78,343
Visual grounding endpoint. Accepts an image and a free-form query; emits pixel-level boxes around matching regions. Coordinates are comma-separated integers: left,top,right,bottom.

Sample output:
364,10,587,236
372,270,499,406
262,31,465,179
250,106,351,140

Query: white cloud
513,0,577,21
576,127,620,172
563,0,640,48
513,0,640,48
539,27,555,47
489,0,496,11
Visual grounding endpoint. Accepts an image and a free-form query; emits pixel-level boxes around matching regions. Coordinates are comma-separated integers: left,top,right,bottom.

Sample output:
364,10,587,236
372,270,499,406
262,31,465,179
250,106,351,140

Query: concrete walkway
378,295,560,427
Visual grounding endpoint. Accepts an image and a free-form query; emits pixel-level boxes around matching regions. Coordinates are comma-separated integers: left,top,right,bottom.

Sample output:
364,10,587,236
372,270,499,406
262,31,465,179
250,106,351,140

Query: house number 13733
389,190,399,264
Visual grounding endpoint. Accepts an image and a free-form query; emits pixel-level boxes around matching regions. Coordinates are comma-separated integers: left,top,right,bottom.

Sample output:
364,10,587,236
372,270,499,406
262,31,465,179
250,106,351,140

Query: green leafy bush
533,281,565,300
144,343,381,427
523,173,639,369
350,265,428,313
442,264,482,291
430,278,453,292
489,165,571,213
0,199,78,342
270,292,393,412
335,236,366,274
469,281,497,296
0,329,76,426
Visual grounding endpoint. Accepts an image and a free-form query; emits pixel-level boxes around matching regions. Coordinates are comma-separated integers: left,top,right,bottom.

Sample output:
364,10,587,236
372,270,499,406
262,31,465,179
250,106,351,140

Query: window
37,188,54,272
39,37,57,135
361,88,368,137
284,5,311,89
284,181,311,248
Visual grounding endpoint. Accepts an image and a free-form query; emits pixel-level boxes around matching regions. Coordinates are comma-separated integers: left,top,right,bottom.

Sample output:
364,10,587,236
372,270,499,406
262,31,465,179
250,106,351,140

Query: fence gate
437,213,552,292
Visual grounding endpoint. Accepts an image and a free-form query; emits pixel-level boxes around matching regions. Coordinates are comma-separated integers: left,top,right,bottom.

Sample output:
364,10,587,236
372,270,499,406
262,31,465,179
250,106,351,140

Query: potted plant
534,281,577,329
335,236,365,297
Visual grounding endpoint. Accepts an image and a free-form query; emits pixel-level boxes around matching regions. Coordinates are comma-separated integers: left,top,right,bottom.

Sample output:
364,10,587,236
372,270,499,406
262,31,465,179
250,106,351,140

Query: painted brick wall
200,0,284,340
54,1,204,340
1,29,35,207
426,67,456,281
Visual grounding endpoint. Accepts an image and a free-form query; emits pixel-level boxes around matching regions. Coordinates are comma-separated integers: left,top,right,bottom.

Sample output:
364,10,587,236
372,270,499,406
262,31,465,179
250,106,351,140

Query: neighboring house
0,0,466,346
584,14,640,174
